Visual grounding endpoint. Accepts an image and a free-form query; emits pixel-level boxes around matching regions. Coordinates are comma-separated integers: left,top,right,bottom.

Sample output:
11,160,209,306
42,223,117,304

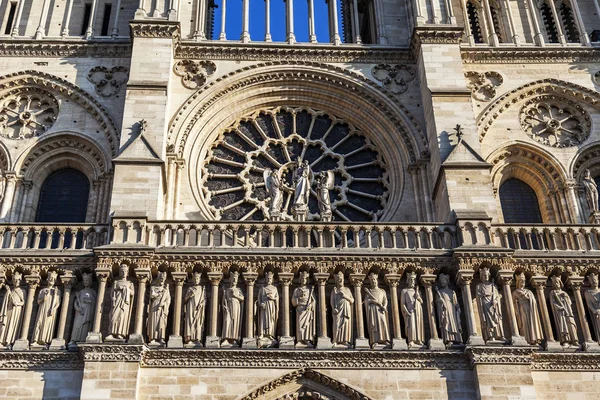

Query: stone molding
129,21,180,39
411,27,464,48
78,344,144,362
462,48,600,64
467,346,535,366
531,353,600,371
0,351,83,369
0,40,131,58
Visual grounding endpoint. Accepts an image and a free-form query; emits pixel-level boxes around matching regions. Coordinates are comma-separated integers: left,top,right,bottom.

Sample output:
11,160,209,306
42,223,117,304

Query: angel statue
316,171,334,222
264,168,284,220
293,160,311,221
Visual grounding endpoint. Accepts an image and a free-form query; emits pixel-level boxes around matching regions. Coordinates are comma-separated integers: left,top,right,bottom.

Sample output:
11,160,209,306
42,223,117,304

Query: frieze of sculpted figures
400,272,424,349
584,273,600,342
330,271,354,349
549,276,579,347
69,273,97,344
292,271,316,348
147,271,170,346
476,267,506,343
257,271,279,348
106,264,135,341
0,272,24,349
364,272,391,349
435,273,462,345
184,272,206,347
512,273,544,345
221,271,244,347
31,271,61,347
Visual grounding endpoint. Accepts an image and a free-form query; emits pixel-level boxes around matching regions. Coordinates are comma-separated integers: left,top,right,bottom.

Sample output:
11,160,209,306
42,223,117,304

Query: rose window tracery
519,96,590,148
0,88,58,139
202,107,390,222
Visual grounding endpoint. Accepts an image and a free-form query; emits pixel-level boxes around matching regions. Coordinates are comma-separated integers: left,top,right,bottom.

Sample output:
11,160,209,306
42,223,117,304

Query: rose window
520,96,590,148
202,107,390,221
0,88,59,140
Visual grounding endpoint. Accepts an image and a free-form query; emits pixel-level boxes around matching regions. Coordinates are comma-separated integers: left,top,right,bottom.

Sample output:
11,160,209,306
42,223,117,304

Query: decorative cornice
78,344,144,362
467,346,535,367
0,40,131,58
410,27,464,52
0,351,83,369
129,21,180,39
141,349,470,369
462,47,600,64
175,42,411,64
531,352,600,371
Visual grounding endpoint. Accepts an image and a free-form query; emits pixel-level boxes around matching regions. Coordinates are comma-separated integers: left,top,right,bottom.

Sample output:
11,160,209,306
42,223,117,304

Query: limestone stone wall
0,369,82,400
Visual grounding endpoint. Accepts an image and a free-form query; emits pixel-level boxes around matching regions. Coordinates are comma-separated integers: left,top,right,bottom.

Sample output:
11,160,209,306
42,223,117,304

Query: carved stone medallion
0,88,58,139
519,96,590,148
87,66,129,97
202,106,390,221
371,64,415,94
465,71,503,101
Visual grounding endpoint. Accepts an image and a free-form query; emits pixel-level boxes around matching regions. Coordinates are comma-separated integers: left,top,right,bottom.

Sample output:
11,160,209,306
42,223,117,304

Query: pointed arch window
499,178,543,223
540,1,559,43
36,169,90,223
466,0,484,43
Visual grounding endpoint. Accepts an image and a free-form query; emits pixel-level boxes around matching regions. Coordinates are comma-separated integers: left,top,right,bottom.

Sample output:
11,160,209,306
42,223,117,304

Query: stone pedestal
355,338,371,349
12,339,30,351
391,338,408,350
279,336,295,349
49,338,66,351
242,337,258,348
428,338,445,351
317,336,332,349
167,335,183,348
511,335,529,346
205,336,220,348
128,333,145,345
466,335,486,346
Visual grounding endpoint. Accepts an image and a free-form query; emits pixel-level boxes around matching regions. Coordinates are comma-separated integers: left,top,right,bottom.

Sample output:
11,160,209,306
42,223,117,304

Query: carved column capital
530,276,549,290
60,271,77,289
134,268,152,284
456,270,474,286
242,271,258,285
278,272,294,286
207,272,223,286
349,274,366,287
24,274,41,288
384,274,401,288
419,274,437,287
568,276,585,290
171,272,187,286
496,270,514,286
313,272,330,285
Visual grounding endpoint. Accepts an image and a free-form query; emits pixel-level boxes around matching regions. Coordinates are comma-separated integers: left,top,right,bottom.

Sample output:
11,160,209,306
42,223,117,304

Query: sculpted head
119,264,129,280
12,271,22,287
515,273,526,289
230,271,239,287
82,273,93,288
585,169,592,179
299,271,309,286
47,271,58,287
406,272,416,288
265,271,274,285
193,272,202,285
157,271,167,285
479,267,491,283
587,273,599,290
551,275,563,290
368,272,379,288
438,273,449,288
335,271,344,288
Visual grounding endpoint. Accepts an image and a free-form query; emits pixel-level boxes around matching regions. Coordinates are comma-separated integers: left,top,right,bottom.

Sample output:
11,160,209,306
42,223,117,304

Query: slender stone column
481,0,499,46
307,0,316,43
11,0,27,36
194,0,208,39
285,0,295,43
206,271,222,347
564,180,582,224
0,175,16,221
240,0,250,42
351,0,362,43
50,272,76,350
264,0,272,41
420,274,445,350
501,0,519,44
568,276,600,352
384,274,408,350
111,0,123,37
219,0,227,40
86,269,110,343
497,271,527,345
314,273,332,349
35,0,51,38
168,272,187,348
129,269,151,344
242,271,258,348
278,272,294,348
85,0,99,38
531,276,561,351
328,0,340,44
547,0,566,44
350,274,370,349
13,274,40,350
456,271,485,345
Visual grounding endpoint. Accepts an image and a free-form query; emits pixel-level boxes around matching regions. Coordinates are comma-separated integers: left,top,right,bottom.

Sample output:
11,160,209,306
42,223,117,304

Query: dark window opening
36,169,90,223
500,178,543,224
467,1,484,43
540,2,559,43
357,0,376,44
81,3,92,35
559,2,579,43
100,4,112,36
490,4,503,43
4,2,17,35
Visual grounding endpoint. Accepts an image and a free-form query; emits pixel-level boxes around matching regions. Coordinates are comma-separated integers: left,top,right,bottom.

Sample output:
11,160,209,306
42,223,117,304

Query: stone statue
106,264,135,340
184,272,206,345
330,271,354,348
316,171,334,222
435,273,462,344
0,272,25,348
400,272,425,348
582,169,599,213
584,273,600,342
549,276,578,346
147,271,170,345
512,272,543,345
476,267,505,342
0,168,5,205
291,271,316,348
257,271,279,347
364,272,390,348
31,271,61,346
221,271,244,347
264,168,284,219
293,160,311,208
69,273,97,344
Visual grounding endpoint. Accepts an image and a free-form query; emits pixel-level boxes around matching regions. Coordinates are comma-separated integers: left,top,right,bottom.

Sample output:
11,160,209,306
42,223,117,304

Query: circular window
200,107,390,222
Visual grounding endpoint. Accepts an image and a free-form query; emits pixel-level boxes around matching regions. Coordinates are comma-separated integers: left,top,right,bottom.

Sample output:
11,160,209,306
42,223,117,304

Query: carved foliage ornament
173,60,216,90
465,71,503,101
371,64,415,94
520,96,591,148
0,87,58,140
87,66,129,97
202,106,390,222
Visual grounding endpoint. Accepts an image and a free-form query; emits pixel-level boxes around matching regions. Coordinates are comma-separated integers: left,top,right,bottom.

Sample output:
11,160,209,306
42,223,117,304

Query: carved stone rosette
173,60,216,90
464,71,503,101
87,66,129,97
371,64,415,94
0,87,58,139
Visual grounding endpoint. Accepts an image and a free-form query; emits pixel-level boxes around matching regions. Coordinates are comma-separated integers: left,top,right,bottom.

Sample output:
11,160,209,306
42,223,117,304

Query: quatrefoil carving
87,66,129,97
173,60,217,90
465,71,504,101
371,64,416,94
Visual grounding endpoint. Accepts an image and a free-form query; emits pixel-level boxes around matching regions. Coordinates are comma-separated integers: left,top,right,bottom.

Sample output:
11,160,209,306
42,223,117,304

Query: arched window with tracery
499,178,543,223
539,1,559,43
466,0,484,43
35,169,90,223
558,1,579,43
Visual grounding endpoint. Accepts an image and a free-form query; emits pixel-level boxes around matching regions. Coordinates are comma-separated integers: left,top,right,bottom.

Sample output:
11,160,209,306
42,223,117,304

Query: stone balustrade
492,224,600,251
0,224,109,250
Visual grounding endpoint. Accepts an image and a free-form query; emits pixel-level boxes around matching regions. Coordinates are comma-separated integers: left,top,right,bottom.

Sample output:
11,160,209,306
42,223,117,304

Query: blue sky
211,0,346,43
